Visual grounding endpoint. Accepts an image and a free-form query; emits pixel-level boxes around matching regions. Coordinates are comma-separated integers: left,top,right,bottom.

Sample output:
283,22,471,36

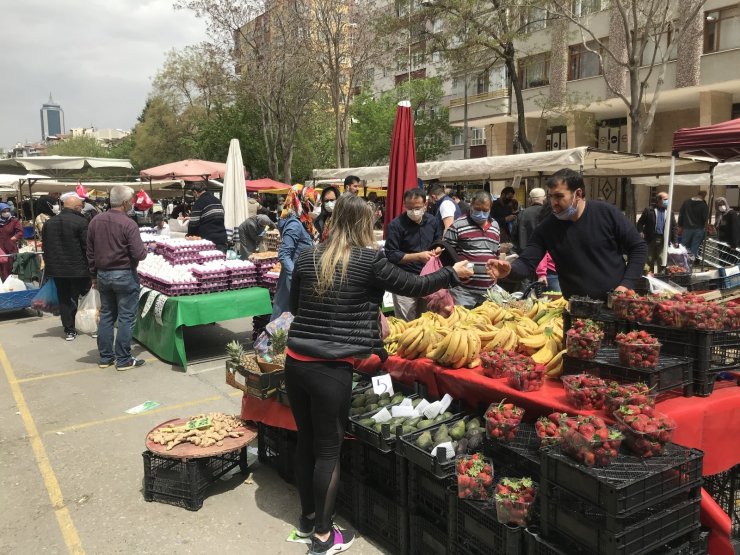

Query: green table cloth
134,288,272,368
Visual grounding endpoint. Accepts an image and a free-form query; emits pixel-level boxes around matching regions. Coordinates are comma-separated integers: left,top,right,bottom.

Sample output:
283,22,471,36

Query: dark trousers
55,277,91,333
285,356,353,535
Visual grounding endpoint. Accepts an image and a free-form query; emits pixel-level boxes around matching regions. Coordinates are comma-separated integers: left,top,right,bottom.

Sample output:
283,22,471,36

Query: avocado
351,396,365,408
391,394,404,404
358,418,375,427
466,418,481,431
378,399,390,407
365,393,380,404
433,424,450,444
441,411,454,419
380,392,391,399
465,427,485,438
416,431,433,450
416,419,435,429
450,420,466,441
373,423,383,433
401,425,416,435
455,438,469,456
406,417,421,427
433,414,447,423
367,403,379,412
467,431,484,451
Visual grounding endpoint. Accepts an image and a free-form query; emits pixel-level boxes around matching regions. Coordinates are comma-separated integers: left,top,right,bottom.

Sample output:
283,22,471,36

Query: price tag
187,417,212,430
391,405,414,418
372,407,392,423
371,374,394,396
423,400,442,419
433,441,456,461
382,291,394,309
415,399,430,413
400,398,413,408
439,394,453,414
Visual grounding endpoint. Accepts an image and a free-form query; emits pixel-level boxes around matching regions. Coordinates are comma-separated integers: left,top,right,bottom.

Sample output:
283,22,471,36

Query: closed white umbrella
222,139,249,243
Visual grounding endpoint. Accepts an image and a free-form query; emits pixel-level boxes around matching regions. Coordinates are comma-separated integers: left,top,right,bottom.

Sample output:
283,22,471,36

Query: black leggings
284,355,353,535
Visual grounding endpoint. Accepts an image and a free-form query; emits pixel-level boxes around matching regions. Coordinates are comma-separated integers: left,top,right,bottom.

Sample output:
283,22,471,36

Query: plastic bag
667,244,691,272
3,275,27,292
645,274,686,295
420,256,454,316
134,189,154,211
31,278,60,315
75,288,100,334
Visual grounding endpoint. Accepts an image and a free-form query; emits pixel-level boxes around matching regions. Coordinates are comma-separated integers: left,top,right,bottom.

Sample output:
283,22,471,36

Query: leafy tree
47,135,109,157
129,96,193,170
350,77,453,166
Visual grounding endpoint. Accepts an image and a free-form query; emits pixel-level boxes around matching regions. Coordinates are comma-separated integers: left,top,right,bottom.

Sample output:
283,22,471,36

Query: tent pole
661,154,677,268
701,168,717,272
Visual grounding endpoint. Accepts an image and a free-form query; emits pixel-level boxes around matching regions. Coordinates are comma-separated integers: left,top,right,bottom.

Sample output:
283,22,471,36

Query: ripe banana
531,337,560,365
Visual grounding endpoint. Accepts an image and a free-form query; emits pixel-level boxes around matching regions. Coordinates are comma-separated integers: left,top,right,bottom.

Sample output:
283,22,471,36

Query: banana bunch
385,316,410,338
396,324,446,360
544,349,567,378
428,329,482,369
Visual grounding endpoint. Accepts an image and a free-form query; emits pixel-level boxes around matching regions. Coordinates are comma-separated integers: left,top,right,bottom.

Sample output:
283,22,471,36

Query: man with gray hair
87,185,148,370
514,187,546,253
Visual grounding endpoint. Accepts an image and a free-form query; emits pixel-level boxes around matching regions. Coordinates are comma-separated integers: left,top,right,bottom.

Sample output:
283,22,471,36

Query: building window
522,7,549,32
412,50,426,69
489,65,508,91
704,6,740,53
451,130,463,146
640,30,676,65
432,50,441,63
568,40,604,80
471,127,486,146
571,0,609,17
365,67,375,83
476,71,489,95
519,53,551,88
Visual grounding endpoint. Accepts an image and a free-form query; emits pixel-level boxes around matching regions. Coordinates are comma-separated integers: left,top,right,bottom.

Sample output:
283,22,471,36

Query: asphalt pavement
0,309,387,555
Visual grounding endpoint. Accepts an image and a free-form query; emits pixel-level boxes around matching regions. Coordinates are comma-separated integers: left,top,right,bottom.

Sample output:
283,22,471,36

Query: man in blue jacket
385,189,443,320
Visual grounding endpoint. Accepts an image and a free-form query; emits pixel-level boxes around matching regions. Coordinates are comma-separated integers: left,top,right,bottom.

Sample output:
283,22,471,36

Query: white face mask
311,204,321,218
718,205,728,213
406,208,424,222
323,200,336,213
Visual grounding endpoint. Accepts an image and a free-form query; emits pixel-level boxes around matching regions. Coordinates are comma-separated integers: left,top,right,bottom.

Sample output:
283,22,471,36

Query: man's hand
614,285,629,293
91,279,97,289
431,246,443,256
415,251,436,263
537,275,547,284
486,258,511,281
452,261,474,280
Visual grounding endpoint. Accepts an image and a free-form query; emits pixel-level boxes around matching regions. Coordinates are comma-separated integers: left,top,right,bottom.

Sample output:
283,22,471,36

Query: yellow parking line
44,390,243,436
13,358,158,384
0,343,85,555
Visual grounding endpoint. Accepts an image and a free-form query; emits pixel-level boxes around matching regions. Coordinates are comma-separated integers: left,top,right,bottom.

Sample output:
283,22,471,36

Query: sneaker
309,526,355,555
296,515,315,538
65,331,77,341
116,358,146,371
98,360,114,369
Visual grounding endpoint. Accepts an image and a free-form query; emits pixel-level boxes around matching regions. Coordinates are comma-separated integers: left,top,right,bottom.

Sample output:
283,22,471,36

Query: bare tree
175,0,323,182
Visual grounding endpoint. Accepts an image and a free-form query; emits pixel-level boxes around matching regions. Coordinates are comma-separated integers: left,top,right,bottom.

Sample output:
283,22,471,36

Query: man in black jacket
187,182,227,251
385,189,443,320
42,192,91,341
636,192,678,273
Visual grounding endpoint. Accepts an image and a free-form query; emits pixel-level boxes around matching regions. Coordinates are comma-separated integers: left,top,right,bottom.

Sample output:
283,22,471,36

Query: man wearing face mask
715,197,739,251
486,169,647,300
385,189,443,320
636,192,678,273
427,183,461,231
41,192,91,341
443,190,501,308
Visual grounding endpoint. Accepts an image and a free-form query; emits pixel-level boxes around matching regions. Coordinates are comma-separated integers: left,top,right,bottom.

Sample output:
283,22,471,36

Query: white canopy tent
313,147,712,187
0,156,134,176
632,162,740,187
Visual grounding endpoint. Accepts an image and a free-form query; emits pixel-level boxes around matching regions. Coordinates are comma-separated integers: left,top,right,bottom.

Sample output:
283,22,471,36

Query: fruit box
506,366,544,392
483,422,542,478
616,339,662,369
559,425,623,468
225,361,281,400
612,296,656,323
353,441,407,503
540,443,703,516
568,296,604,318
495,478,538,527
562,374,607,410
456,498,523,555
409,513,451,555
614,410,677,458
406,464,456,526
355,480,409,554
456,454,495,500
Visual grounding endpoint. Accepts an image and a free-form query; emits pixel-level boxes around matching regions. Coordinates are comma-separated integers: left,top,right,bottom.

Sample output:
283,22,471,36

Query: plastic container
456,454,495,500
616,339,661,369
506,366,544,392
495,485,537,527
613,410,676,458
603,383,655,414
566,334,602,360
485,402,525,442
664,302,727,331
560,424,623,468
568,296,604,318
356,480,408,553
483,422,542,478
612,296,655,323
562,374,607,410
480,351,508,378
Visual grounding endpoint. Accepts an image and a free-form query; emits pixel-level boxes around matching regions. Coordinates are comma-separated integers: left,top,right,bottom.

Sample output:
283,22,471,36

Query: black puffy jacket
41,209,90,278
288,247,459,359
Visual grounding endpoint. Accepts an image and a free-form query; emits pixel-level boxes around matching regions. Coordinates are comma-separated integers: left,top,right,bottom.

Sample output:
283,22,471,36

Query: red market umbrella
672,117,740,162
245,178,291,192
140,159,230,182
384,100,418,234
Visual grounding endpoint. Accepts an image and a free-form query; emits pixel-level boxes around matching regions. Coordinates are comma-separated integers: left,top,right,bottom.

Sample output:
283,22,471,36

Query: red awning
672,118,740,162
140,159,229,182
245,178,291,192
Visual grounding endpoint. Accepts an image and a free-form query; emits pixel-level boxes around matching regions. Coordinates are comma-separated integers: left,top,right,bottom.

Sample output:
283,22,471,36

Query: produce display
249,252,280,293
535,412,567,447
603,382,654,414
560,415,623,467
414,417,485,456
485,401,524,442
147,413,246,450
615,405,676,457
352,392,456,437
350,389,405,416
616,330,661,369
568,295,603,318
506,365,545,392
456,453,494,500
565,319,604,360
611,290,656,323
562,373,607,410
654,292,728,330
495,477,537,526
154,238,222,265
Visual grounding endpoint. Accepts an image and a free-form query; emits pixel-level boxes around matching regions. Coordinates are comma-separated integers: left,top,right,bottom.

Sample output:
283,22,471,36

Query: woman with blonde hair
284,193,472,554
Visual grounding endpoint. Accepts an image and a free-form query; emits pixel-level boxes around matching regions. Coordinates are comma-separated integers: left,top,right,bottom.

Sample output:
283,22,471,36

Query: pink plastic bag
420,256,454,317
134,189,154,211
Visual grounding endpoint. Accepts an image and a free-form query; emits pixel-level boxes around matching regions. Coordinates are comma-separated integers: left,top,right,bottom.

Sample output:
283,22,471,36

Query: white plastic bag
667,244,691,271
3,275,27,292
645,274,686,295
75,288,100,335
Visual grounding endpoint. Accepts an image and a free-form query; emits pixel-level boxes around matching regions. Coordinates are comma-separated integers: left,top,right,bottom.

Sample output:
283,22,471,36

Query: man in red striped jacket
443,190,501,308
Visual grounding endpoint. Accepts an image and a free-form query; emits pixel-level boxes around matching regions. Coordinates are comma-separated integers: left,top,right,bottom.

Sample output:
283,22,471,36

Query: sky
0,0,207,150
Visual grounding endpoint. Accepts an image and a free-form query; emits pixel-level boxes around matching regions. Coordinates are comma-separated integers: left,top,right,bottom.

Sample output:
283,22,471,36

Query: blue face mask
661,199,669,209
470,210,489,223
554,193,579,221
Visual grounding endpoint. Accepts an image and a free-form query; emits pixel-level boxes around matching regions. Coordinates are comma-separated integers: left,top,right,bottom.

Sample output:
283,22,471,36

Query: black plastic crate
568,297,605,318
540,444,703,517
354,441,407,503
257,422,296,483
409,513,450,555
563,346,693,397
524,527,590,555
142,449,246,511
483,423,542,479
703,464,740,538
456,499,523,555
407,463,455,526
335,439,359,522
356,481,409,554
563,309,630,345
396,414,469,479
540,485,701,555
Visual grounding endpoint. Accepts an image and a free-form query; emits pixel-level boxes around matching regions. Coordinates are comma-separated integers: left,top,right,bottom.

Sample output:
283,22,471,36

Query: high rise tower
40,93,64,140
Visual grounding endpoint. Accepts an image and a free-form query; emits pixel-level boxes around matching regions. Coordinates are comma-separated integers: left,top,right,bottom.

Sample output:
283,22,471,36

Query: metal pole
463,76,469,160
661,154,676,268
408,0,412,89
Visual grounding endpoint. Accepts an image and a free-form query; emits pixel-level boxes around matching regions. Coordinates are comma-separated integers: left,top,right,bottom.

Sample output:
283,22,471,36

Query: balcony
448,89,510,124
449,88,508,107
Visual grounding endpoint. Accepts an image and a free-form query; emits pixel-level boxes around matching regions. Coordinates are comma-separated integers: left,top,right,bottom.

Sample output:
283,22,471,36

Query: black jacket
717,209,740,249
636,207,678,243
41,209,90,278
288,247,459,359
187,191,226,248
384,212,443,274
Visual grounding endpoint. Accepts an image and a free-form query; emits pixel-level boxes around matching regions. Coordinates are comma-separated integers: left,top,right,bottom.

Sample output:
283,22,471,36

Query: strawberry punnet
485,400,525,442
603,382,655,413
560,415,623,467
615,405,676,457
481,348,533,379
612,290,656,323
456,453,495,500
653,292,728,330
535,412,567,447
506,365,545,392
495,477,537,526
566,319,604,360
616,330,661,369
562,373,607,410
